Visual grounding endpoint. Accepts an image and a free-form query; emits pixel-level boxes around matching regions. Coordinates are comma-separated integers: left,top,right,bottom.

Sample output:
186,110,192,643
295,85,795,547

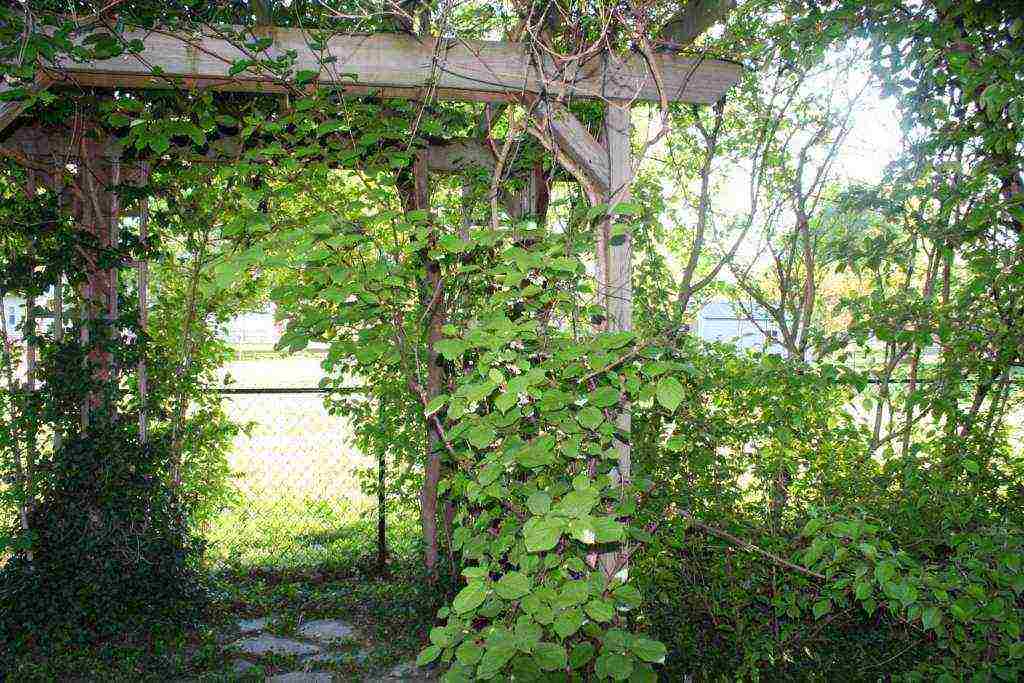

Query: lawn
207,354,379,569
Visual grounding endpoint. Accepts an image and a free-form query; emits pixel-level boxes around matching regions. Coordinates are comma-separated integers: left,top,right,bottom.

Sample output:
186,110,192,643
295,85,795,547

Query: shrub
0,418,209,658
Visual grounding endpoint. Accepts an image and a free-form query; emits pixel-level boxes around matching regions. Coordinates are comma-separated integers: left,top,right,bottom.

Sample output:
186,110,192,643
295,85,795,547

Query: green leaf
589,386,620,408
585,203,610,222
596,651,634,681
456,640,483,666
585,599,615,622
577,406,604,430
592,516,626,542
424,395,447,417
495,572,531,600
526,491,552,516
534,642,568,671
477,463,502,487
523,517,563,553
554,490,599,518
963,459,979,474
513,617,542,651
629,665,658,683
477,641,516,679
430,626,452,647
296,68,319,83
495,392,518,413
813,599,831,619
630,637,666,664
516,441,555,468
655,376,684,412
921,606,942,630
801,518,824,537
569,642,595,669
417,644,442,666
558,581,590,608
228,58,255,76
613,584,643,609
149,135,170,154
874,560,897,585
453,582,488,614
554,608,585,639
610,201,642,216
951,596,975,621
436,338,468,361
467,425,497,450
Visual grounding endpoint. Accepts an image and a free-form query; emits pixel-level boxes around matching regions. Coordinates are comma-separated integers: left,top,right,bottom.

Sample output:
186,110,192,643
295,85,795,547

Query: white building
3,295,27,339
220,305,284,346
696,298,785,355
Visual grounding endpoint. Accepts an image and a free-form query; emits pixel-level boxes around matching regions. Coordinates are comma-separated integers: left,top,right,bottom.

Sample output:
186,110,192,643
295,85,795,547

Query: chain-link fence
203,354,394,570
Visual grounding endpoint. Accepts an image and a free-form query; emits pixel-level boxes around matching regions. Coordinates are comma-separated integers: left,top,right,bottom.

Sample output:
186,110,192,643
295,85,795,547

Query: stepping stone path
235,634,321,657
305,650,369,666
238,617,270,634
367,661,437,682
297,619,355,642
268,674,333,683
227,615,435,682
232,659,262,674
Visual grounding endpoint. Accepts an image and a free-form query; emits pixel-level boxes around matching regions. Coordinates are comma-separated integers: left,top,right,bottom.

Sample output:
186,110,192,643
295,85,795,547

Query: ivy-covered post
52,274,62,452
597,103,634,580
136,166,151,443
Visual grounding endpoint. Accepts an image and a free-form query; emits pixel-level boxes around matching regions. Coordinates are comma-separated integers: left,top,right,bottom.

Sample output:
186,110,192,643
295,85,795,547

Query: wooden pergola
0,17,740,567
0,20,741,347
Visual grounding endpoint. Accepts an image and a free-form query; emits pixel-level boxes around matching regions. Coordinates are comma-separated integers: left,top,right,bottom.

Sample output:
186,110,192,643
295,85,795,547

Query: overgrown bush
631,344,1024,681
0,418,209,656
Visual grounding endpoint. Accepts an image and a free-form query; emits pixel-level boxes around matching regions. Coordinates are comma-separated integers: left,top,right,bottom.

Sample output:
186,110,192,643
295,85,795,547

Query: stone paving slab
237,617,270,634
297,619,355,642
368,660,437,681
234,634,321,657
267,673,333,683
303,650,369,665
232,659,261,673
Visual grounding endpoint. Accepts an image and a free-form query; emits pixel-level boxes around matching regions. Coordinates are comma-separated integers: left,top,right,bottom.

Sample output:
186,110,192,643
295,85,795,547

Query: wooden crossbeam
38,26,739,105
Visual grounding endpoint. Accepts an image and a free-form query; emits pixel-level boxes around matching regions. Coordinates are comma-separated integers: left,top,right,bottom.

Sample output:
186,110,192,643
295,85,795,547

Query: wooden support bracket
527,99,610,202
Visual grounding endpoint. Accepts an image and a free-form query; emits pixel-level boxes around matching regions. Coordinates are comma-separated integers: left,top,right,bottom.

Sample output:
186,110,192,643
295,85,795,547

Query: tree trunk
399,151,446,574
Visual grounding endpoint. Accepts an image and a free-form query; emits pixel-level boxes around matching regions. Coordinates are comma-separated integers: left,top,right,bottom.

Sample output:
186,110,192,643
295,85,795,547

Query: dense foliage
0,0,1021,680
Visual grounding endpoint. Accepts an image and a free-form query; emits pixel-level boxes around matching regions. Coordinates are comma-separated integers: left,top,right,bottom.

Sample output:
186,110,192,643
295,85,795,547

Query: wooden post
399,151,445,574
53,275,63,451
137,196,150,442
598,103,634,580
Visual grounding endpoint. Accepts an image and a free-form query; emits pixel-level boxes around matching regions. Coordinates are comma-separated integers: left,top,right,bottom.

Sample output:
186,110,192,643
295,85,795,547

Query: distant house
696,298,785,355
3,295,26,339
221,305,285,346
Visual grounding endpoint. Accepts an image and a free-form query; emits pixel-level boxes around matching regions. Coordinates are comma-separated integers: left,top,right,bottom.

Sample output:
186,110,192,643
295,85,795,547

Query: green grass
206,355,380,569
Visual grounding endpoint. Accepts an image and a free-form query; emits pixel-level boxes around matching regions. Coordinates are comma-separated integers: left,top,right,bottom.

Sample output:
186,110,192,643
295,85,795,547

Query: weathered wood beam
40,26,739,106
423,138,496,174
529,99,610,200
0,75,53,133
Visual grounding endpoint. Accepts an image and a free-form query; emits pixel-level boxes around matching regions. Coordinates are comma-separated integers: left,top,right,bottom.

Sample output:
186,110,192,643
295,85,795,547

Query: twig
684,515,826,581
